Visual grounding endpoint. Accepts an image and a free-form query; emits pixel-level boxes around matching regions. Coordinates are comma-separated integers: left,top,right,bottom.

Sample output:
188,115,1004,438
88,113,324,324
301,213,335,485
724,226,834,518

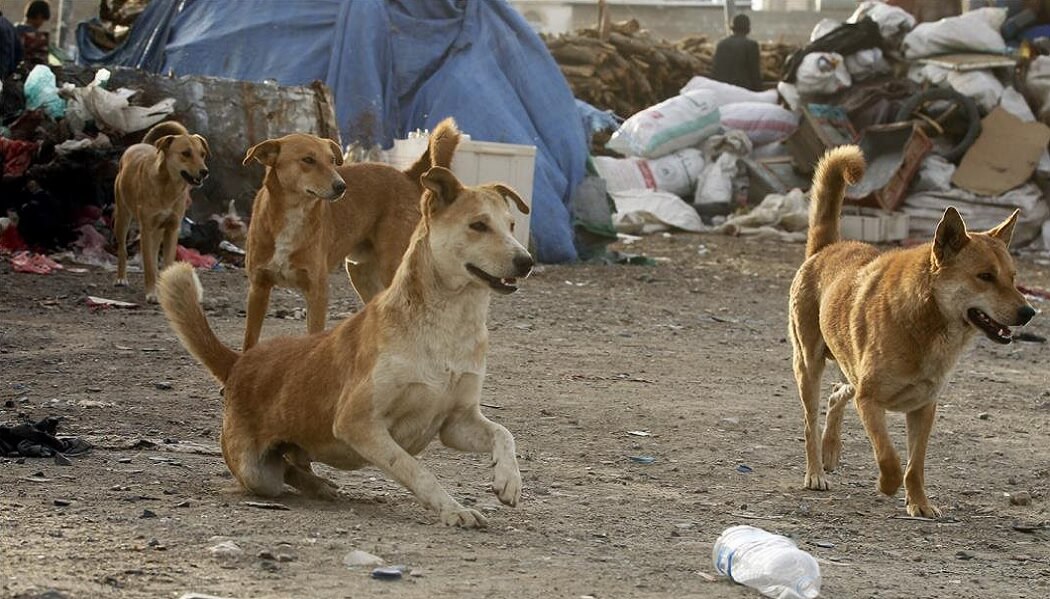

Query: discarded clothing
0,417,92,458
9,251,63,274
176,245,217,269
0,137,38,177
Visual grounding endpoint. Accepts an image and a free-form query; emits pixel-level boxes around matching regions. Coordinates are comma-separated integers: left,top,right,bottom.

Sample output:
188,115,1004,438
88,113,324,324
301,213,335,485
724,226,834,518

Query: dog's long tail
404,117,462,181
141,121,189,146
157,263,239,384
806,145,866,258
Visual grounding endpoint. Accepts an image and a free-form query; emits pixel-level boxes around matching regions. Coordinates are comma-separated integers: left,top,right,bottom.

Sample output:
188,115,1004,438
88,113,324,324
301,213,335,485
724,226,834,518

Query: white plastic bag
694,153,740,210
777,81,801,112
1026,56,1050,123
607,89,720,159
592,148,706,197
902,8,1007,59
845,48,891,82
909,64,1005,114
611,189,707,234
848,1,916,45
719,102,799,146
795,53,851,96
679,76,778,106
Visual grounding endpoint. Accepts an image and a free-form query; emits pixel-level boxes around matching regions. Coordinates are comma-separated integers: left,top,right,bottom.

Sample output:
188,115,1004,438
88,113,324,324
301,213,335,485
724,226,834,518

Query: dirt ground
2,234,1049,599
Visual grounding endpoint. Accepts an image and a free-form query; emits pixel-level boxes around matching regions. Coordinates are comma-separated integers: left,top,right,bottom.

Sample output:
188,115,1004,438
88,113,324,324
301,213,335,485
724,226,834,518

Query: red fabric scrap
176,245,218,269
0,138,39,178
0,224,27,252
10,251,63,274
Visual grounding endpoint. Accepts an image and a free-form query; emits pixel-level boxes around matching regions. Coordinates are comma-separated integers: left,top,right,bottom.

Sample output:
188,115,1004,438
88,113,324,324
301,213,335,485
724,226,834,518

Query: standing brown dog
789,145,1037,517
241,119,461,350
114,121,209,303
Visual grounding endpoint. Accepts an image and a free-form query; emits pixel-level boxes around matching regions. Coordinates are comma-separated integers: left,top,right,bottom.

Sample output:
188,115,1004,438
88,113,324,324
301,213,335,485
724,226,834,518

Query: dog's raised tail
405,117,462,181
157,263,239,384
806,145,866,258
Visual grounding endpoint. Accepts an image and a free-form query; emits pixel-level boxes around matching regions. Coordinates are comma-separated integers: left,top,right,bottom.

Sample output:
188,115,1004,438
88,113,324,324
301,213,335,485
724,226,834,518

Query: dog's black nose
199,169,209,179
332,180,347,195
1018,305,1037,325
513,253,534,276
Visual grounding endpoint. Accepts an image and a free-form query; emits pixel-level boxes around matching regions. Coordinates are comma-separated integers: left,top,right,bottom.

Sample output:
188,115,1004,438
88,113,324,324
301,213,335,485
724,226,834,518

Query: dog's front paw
878,466,903,497
804,471,830,491
906,501,942,518
492,463,522,507
114,277,129,287
440,506,489,529
145,292,159,304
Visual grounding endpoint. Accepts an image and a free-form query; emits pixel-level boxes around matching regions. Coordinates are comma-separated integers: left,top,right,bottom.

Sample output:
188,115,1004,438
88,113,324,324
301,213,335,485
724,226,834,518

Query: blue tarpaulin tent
78,0,587,263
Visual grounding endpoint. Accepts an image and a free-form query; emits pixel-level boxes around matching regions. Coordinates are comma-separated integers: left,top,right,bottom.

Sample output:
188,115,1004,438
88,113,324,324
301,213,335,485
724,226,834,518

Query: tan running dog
789,145,1037,517
241,119,461,350
114,121,210,303
157,166,533,528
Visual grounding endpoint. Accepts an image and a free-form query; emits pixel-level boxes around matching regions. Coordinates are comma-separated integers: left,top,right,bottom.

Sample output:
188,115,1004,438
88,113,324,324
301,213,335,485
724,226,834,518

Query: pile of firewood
544,19,798,118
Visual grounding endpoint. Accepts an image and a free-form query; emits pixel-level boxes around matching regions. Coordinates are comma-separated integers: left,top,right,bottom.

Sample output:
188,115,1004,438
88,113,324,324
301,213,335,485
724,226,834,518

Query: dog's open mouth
968,308,1012,344
181,171,204,186
466,264,518,294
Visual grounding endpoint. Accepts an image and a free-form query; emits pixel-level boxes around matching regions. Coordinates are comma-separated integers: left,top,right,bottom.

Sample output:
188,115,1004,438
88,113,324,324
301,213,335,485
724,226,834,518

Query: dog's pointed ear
933,206,970,264
243,140,279,167
193,134,211,158
985,209,1019,247
491,184,529,215
327,140,344,166
154,135,176,152
420,167,462,210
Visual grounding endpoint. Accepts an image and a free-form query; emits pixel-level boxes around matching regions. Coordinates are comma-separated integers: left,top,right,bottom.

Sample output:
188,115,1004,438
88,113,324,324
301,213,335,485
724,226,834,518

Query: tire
896,88,981,162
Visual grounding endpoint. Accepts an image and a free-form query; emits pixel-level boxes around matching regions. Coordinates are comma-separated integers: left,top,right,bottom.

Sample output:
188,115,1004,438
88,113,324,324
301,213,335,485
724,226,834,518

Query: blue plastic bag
24,65,66,119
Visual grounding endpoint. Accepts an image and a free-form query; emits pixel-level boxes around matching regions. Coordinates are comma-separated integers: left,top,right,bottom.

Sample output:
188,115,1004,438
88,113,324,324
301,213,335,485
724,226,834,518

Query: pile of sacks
591,77,799,233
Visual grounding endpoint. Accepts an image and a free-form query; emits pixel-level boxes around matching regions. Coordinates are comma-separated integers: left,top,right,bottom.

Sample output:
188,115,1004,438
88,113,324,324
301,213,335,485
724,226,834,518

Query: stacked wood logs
544,19,798,118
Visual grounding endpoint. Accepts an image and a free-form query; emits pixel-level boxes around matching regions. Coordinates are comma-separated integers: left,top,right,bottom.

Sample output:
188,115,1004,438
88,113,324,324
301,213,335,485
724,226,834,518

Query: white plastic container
840,208,909,243
713,525,821,599
385,134,536,249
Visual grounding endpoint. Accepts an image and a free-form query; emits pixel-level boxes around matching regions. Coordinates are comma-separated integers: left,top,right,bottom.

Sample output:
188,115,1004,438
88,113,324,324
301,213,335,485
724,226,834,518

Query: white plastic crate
385,134,537,249
840,208,909,243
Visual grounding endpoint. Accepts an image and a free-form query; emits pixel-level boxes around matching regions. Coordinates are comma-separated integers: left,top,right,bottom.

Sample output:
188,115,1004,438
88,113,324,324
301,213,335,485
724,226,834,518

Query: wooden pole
724,0,737,37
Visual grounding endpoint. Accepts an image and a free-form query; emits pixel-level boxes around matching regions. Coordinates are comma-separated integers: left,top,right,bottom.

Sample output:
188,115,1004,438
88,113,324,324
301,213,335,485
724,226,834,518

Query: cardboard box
952,107,1050,196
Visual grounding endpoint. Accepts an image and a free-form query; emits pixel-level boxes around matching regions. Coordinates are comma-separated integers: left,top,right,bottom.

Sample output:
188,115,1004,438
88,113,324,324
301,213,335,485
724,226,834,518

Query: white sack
679,76,778,106
845,48,891,82
592,148,706,197
719,102,799,147
810,18,842,42
611,189,707,234
606,89,720,159
796,53,851,96
903,8,1007,59
848,1,916,45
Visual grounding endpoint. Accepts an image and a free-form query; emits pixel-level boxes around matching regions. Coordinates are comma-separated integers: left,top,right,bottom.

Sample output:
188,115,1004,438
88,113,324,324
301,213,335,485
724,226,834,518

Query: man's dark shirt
0,13,21,79
711,33,762,92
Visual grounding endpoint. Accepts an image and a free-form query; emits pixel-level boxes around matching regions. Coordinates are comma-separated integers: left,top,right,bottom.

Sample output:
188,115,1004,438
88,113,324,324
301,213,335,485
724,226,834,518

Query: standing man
711,14,762,91
0,10,21,79
15,1,50,67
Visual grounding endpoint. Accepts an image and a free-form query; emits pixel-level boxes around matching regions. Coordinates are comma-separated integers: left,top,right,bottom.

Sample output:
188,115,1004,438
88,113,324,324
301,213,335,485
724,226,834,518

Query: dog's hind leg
904,403,941,518
854,390,902,498
790,313,829,490
822,380,854,472
283,448,339,501
114,197,131,287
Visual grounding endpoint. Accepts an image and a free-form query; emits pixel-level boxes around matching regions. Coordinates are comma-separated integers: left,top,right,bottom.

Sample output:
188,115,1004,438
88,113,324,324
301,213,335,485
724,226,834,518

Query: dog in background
241,118,461,350
114,121,209,303
789,145,1036,517
157,166,533,527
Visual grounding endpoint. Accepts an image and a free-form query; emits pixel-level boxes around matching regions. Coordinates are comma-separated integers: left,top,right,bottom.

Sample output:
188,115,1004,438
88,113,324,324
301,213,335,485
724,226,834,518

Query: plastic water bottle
712,525,821,599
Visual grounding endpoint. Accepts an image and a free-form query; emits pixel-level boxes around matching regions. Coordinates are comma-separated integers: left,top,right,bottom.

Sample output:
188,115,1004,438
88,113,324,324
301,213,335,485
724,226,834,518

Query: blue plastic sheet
77,0,586,262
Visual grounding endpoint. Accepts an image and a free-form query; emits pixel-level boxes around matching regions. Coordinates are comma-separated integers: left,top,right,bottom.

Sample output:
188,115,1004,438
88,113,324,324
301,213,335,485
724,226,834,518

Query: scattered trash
628,455,656,465
9,252,63,275
371,566,410,580
154,381,174,391
736,464,754,474
177,245,219,270
0,417,92,459
978,412,991,420
208,541,244,561
344,550,385,567
626,430,651,437
713,525,821,599
53,499,72,507
1015,332,1047,343
85,296,140,310
242,501,290,511
813,541,835,549
140,509,157,519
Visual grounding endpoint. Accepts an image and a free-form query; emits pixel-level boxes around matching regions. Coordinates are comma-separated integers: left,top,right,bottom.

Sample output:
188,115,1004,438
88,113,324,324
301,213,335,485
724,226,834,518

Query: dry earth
2,234,1049,599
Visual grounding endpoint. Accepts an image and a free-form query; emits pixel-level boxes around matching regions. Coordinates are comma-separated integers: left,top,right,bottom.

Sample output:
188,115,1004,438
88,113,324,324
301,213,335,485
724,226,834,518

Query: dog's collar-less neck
382,232,491,321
